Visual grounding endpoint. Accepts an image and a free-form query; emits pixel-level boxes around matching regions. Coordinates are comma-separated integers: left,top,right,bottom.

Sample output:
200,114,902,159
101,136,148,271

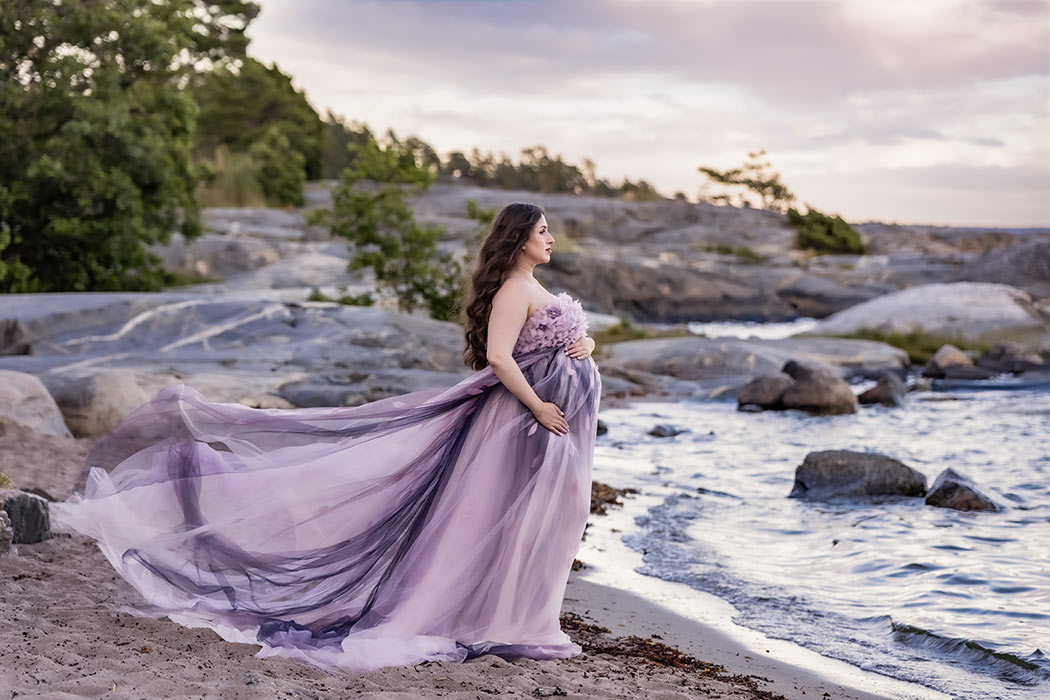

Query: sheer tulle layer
52,346,601,675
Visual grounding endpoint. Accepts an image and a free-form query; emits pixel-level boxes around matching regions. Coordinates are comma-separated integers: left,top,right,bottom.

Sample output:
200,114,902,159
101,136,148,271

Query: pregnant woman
53,202,602,675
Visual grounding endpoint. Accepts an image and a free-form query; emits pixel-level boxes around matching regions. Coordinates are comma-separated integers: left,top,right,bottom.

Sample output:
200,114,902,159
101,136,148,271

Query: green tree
697,150,796,212
321,111,374,180
417,199,498,322
313,136,452,316
0,0,258,293
194,57,323,179
250,126,306,206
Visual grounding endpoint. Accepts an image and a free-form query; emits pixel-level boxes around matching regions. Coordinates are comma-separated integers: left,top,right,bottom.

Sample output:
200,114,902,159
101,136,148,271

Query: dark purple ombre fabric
53,294,601,674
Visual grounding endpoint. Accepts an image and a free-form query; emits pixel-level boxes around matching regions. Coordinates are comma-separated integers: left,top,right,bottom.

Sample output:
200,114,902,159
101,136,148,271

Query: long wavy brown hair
461,202,545,370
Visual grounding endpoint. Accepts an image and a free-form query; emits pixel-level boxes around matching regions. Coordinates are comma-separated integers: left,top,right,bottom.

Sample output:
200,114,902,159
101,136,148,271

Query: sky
246,0,1050,227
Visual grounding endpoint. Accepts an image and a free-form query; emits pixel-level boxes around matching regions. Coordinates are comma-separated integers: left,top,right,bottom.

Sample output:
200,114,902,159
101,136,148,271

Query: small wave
890,621,1050,686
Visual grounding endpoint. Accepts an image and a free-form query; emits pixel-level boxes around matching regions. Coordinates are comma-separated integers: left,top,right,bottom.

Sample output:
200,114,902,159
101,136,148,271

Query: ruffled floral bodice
513,292,589,354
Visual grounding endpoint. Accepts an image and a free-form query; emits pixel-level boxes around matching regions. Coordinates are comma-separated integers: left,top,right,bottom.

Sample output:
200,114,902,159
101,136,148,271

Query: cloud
253,0,1048,99
246,0,1050,226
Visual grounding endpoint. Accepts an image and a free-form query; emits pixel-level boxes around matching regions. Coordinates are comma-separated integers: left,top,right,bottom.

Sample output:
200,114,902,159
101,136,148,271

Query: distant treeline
197,74,666,205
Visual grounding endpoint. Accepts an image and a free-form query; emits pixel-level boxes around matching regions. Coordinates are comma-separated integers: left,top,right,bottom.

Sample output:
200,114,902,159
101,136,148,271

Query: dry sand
1,421,909,700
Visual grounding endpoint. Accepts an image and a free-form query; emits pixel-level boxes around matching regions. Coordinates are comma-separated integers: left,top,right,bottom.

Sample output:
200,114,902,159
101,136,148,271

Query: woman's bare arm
486,279,569,435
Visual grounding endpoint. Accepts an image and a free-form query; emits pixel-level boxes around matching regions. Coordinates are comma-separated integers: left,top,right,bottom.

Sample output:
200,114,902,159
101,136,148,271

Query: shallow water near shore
593,374,1050,699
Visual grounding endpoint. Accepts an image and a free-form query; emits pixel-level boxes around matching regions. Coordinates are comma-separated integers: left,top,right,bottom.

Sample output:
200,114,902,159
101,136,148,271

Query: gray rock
922,344,973,378
538,252,798,323
736,374,793,409
789,450,927,501
775,275,883,318
0,292,468,411
0,510,12,557
858,373,907,407
937,365,997,380
925,468,1000,512
0,488,51,544
152,233,280,280
0,370,72,437
41,371,151,437
20,487,56,502
978,342,1046,374
780,362,858,415
805,283,1050,350
648,424,682,438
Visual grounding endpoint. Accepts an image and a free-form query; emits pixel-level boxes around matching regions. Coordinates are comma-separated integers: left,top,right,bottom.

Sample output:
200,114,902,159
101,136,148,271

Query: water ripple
595,383,1050,700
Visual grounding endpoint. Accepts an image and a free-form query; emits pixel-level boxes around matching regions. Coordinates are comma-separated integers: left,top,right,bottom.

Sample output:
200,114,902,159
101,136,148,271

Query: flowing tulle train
52,339,601,675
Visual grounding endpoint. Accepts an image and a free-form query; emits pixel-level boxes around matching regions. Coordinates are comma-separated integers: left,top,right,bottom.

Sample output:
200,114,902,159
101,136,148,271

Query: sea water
592,372,1049,699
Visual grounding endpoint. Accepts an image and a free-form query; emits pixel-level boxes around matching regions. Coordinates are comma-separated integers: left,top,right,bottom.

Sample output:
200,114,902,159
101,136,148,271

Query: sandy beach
1,420,928,700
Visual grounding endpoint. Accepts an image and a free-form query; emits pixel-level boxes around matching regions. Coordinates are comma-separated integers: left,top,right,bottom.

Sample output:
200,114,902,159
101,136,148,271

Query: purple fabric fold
53,302,600,675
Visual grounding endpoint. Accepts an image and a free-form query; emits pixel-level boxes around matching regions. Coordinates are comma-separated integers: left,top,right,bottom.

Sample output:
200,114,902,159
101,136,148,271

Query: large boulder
858,372,907,407
736,373,793,410
804,283,1050,350
789,450,927,501
780,361,858,415
0,370,72,437
925,469,1001,512
0,488,51,543
41,370,152,437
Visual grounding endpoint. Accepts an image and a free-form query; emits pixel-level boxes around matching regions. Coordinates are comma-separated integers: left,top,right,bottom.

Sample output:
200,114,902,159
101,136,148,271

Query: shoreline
1,528,943,700
572,497,951,700
2,418,945,699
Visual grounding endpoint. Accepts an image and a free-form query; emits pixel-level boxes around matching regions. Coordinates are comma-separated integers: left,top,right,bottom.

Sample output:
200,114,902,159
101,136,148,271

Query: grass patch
590,319,692,355
694,243,768,263
0,471,13,489
307,286,374,306
823,328,988,365
161,270,220,288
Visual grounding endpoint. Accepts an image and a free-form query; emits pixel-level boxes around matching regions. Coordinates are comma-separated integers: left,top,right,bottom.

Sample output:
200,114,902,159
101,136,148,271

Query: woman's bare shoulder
491,277,532,313
494,277,551,315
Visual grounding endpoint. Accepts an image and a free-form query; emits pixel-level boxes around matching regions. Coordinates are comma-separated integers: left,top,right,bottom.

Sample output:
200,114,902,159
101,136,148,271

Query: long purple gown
52,293,601,675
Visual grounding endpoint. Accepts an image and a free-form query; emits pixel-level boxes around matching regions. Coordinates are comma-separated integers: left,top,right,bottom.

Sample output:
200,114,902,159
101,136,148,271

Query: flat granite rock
602,336,909,382
804,282,1050,350
0,292,468,411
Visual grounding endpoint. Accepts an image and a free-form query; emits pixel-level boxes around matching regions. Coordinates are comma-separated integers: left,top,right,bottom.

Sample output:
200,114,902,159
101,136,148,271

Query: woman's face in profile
520,215,554,265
